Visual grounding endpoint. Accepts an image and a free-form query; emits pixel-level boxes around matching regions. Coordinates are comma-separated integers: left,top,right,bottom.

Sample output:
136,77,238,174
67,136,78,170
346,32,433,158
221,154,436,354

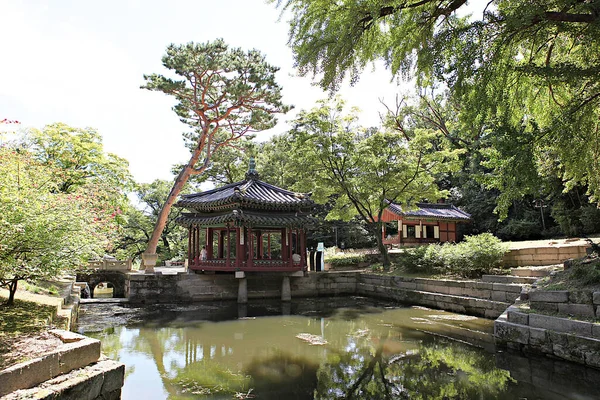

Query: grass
0,296,64,339
0,291,68,370
536,255,600,291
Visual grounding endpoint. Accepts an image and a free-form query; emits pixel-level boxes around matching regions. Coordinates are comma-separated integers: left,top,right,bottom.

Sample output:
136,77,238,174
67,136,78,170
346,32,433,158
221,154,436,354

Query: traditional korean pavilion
379,201,471,247
175,159,315,273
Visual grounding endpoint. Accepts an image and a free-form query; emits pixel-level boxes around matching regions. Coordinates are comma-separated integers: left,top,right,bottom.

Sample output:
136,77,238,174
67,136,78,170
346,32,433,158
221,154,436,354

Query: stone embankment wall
495,305,600,369
503,245,587,266
126,272,357,303
529,289,600,319
357,274,520,319
127,272,523,319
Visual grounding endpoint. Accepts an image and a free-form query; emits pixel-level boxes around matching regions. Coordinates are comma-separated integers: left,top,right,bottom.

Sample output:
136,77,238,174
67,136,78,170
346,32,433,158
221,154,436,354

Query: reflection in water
79,297,600,400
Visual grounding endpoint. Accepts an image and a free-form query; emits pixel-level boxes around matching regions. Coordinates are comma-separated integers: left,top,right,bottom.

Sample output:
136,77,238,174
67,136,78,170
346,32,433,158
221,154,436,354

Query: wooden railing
189,258,303,272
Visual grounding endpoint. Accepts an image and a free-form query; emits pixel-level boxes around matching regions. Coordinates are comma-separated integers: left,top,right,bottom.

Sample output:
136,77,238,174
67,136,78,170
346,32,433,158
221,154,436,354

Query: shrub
326,253,367,267
401,245,444,274
400,233,509,278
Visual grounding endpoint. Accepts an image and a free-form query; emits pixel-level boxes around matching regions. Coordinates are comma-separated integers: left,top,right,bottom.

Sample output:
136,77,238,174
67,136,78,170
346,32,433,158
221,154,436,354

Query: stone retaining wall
126,272,357,304
126,272,522,320
503,245,587,266
495,306,600,368
529,289,600,319
357,274,518,319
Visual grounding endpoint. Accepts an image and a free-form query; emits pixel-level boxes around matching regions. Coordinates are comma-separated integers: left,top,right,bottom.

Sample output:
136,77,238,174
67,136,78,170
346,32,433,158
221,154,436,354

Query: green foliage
401,234,509,278
115,180,189,262
326,253,366,267
0,139,123,304
285,98,461,266
274,0,600,216
570,259,600,287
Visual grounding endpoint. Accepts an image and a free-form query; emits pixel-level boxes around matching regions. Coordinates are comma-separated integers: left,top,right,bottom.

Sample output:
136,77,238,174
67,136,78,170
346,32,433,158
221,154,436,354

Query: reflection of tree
315,338,513,400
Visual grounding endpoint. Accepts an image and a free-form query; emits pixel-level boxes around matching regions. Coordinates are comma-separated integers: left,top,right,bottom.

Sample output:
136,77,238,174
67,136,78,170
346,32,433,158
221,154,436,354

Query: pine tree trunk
143,149,202,262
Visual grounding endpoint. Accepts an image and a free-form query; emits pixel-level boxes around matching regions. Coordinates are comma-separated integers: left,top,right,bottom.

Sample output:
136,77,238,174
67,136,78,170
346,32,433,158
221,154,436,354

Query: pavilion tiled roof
387,201,471,221
177,209,316,228
176,177,314,212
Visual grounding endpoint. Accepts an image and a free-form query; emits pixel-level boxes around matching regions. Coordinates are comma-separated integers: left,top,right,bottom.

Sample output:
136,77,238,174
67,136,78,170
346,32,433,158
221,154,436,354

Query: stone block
529,327,547,346
529,290,569,303
58,338,101,375
491,291,507,302
508,310,529,325
594,292,600,305
531,302,558,313
397,281,416,290
558,303,595,318
448,286,463,296
592,324,600,339
476,281,494,290
0,353,60,397
529,313,593,337
495,321,530,344
485,309,501,319
569,290,593,304
553,343,585,364
493,283,523,293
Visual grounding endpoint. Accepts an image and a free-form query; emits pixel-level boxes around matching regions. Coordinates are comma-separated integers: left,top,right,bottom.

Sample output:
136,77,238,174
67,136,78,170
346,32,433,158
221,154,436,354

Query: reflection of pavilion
176,159,316,273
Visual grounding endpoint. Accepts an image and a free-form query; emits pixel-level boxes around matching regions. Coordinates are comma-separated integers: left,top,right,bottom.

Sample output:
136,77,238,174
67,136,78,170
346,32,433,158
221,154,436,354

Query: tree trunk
371,223,391,269
143,149,202,262
6,278,18,306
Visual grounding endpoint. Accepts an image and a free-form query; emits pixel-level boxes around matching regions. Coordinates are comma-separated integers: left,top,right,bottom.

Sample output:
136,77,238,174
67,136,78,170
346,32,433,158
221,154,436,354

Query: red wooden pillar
207,228,214,259
248,227,254,269
288,228,294,268
300,229,306,268
226,225,231,269
281,227,287,263
267,234,271,259
188,227,192,267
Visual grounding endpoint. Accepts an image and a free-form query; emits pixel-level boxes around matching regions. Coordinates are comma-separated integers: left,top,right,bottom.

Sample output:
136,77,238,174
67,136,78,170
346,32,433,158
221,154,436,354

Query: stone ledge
0,330,101,397
0,358,124,400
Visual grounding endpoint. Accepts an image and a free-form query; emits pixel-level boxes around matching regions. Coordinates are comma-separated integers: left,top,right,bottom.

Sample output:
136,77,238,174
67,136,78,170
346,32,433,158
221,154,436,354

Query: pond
77,297,600,400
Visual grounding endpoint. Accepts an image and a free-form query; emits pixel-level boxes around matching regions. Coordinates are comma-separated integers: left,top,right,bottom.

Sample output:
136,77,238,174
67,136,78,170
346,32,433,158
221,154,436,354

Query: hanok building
175,160,315,273
380,201,471,247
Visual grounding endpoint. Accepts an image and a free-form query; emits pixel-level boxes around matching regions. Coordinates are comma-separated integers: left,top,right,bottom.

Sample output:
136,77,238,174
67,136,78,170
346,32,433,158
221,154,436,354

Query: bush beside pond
400,233,509,278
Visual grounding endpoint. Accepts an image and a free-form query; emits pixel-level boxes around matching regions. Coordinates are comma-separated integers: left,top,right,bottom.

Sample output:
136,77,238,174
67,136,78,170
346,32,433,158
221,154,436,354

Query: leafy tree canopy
0,145,117,305
273,0,600,211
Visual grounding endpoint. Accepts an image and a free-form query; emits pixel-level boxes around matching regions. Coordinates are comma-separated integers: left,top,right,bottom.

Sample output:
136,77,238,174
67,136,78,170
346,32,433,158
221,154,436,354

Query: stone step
511,267,556,277
481,275,538,284
80,298,130,304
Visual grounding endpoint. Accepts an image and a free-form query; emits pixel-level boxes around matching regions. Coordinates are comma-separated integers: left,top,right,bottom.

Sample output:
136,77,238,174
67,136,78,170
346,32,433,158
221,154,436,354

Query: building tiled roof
176,178,314,211
176,209,316,228
387,201,471,221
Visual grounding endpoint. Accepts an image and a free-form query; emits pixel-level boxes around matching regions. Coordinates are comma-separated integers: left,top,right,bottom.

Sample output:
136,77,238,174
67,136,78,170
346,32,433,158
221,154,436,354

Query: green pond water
77,297,600,400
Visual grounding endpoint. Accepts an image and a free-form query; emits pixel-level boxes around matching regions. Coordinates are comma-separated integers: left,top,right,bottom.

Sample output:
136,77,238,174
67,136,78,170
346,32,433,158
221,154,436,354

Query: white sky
0,0,477,184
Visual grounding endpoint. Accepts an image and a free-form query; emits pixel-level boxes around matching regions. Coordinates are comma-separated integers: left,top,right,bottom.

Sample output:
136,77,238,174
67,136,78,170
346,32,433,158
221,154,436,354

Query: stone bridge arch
76,270,127,298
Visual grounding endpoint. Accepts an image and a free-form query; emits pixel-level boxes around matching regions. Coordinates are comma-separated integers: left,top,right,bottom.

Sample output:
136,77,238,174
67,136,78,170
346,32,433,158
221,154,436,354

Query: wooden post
288,228,293,268
248,227,254,269
281,227,287,263
187,227,192,267
207,228,213,259
226,225,231,269
300,229,306,268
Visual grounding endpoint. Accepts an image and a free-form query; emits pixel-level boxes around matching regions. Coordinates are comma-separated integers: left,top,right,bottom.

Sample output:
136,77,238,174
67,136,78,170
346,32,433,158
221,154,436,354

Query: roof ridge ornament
245,156,260,180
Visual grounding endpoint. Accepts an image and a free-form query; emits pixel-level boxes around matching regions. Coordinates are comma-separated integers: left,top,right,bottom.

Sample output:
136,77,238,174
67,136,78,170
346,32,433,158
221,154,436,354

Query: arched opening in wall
93,281,114,298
